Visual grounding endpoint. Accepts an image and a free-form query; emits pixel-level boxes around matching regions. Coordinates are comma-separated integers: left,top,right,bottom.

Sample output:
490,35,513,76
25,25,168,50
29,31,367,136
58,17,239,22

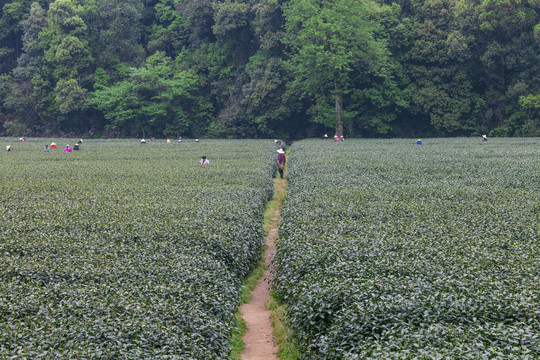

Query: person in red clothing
277,148,286,179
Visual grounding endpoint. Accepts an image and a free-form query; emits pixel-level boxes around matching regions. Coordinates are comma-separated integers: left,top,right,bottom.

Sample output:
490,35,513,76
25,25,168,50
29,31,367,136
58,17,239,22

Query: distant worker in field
334,135,339,142
340,135,344,141
50,142,58,149
195,139,200,143
274,139,284,147
64,144,72,153
177,136,182,143
20,137,27,143
482,134,488,142
416,139,422,145
198,155,209,165
6,145,13,151
277,148,286,179
140,138,146,144
323,134,329,140
166,138,171,143
78,138,83,144
73,143,80,150
43,144,50,152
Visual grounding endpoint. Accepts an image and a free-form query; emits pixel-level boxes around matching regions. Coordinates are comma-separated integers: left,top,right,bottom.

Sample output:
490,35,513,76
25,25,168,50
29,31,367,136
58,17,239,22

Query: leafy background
0,0,538,139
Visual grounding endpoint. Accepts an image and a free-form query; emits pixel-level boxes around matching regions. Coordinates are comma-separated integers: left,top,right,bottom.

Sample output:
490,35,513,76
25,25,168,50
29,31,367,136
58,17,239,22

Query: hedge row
0,139,276,358
275,138,540,359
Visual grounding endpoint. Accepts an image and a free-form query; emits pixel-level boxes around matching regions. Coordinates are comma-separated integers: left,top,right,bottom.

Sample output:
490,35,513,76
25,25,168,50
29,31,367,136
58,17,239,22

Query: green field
0,139,276,358
1,138,539,359
276,138,540,358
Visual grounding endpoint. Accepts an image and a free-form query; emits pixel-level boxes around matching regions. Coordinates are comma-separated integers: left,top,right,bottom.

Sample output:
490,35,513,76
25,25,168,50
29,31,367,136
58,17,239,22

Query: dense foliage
0,0,538,139
275,138,540,358
0,139,275,358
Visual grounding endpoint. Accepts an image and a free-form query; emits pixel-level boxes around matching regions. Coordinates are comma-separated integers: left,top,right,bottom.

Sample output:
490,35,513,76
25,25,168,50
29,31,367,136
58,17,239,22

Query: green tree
475,0,540,135
89,52,201,137
283,0,389,137
0,0,34,73
405,0,482,135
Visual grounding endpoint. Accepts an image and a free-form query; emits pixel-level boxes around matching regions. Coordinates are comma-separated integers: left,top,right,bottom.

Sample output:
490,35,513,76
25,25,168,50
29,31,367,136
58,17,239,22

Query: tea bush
275,138,540,359
0,139,276,358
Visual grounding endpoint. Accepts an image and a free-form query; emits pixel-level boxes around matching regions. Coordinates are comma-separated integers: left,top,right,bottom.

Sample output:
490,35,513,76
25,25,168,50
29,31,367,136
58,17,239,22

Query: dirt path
239,174,286,360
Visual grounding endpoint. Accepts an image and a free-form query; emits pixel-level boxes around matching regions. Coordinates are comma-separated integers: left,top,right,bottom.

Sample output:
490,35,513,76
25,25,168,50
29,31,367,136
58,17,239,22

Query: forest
0,0,539,139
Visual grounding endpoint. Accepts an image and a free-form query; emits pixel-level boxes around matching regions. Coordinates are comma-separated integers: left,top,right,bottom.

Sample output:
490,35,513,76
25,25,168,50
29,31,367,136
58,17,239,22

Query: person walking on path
277,148,286,179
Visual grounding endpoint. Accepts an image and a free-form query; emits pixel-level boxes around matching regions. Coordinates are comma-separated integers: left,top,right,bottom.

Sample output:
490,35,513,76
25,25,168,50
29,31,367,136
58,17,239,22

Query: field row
275,138,540,358
0,140,277,358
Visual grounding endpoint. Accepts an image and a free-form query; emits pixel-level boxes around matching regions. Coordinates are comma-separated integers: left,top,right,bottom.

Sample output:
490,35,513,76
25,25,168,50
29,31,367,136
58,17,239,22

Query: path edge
230,152,287,359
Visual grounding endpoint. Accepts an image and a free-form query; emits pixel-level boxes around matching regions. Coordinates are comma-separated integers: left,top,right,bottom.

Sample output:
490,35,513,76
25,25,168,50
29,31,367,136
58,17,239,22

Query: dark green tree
89,51,202,137
283,0,390,137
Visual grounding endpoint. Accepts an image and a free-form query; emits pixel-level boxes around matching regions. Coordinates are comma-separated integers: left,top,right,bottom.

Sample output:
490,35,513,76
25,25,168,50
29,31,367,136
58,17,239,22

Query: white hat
417,139,421,142
51,142,56,146
277,149,285,154
324,134,328,137
6,145,11,150
334,135,338,138
195,139,199,142
66,144,70,147
482,134,487,138
340,135,344,138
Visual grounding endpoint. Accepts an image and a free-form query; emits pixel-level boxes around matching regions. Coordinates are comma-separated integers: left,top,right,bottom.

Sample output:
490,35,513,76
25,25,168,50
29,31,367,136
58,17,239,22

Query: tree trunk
334,73,343,137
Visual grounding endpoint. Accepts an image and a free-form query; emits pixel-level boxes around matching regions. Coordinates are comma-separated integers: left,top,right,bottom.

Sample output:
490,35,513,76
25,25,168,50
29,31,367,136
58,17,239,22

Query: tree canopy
0,0,538,138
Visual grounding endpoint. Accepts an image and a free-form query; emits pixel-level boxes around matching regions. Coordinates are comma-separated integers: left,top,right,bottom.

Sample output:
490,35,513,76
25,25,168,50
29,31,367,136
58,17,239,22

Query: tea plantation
0,139,276,358
275,138,540,359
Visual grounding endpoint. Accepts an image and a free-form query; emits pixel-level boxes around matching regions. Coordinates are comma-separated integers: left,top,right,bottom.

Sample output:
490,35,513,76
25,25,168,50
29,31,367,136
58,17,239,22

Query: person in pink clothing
64,144,72,153
334,135,340,142
198,155,209,165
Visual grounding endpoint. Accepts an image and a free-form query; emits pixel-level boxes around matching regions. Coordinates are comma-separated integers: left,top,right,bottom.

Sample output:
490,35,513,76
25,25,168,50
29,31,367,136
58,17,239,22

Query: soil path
239,172,287,360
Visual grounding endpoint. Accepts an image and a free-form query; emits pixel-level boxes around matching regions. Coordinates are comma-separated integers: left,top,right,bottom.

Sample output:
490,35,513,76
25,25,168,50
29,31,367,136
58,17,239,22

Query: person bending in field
482,134,488,141
64,144,72,153
277,148,286,179
43,144,50,152
50,142,58,149
73,143,80,150
6,145,13,151
198,155,209,165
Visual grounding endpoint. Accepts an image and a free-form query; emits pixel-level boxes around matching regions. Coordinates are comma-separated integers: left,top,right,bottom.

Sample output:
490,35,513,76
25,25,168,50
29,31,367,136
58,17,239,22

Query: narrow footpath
239,166,287,360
